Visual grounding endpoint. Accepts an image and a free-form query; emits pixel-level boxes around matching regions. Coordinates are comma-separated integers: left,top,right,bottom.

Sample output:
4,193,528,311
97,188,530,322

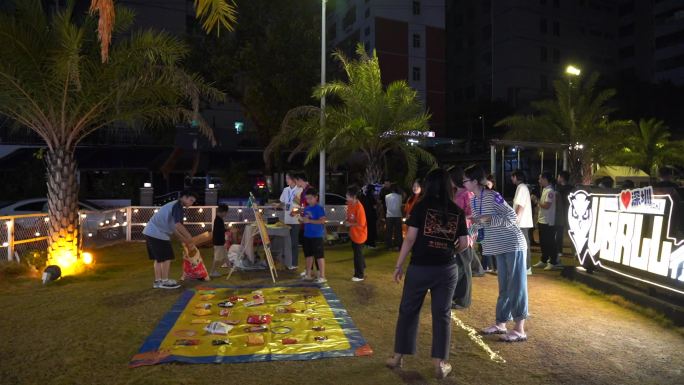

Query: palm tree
0,1,223,273
265,44,435,185
90,0,237,62
609,118,684,178
495,72,631,184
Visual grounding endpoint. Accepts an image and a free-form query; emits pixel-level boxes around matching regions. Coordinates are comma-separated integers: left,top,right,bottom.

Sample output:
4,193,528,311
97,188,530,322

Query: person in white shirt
276,171,302,270
511,170,533,275
385,184,403,250
533,172,562,270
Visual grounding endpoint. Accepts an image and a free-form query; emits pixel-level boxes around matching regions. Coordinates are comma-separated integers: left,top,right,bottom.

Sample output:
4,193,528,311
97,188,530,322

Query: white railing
0,205,348,262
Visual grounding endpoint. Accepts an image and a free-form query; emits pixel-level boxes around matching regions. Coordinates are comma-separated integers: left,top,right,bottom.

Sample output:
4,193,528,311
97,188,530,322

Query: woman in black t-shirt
386,168,469,380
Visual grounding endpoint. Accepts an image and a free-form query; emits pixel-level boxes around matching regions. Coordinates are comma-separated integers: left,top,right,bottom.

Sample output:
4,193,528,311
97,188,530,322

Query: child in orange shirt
346,186,368,282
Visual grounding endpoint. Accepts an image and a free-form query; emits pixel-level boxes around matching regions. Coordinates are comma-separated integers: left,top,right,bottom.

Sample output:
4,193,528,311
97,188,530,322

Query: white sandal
480,325,507,335
500,330,527,342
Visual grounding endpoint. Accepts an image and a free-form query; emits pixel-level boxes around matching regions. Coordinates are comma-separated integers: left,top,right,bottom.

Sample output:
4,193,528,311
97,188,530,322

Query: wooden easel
226,193,278,283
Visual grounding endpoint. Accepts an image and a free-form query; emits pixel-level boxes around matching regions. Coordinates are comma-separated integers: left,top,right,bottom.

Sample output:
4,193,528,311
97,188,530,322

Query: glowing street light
565,65,581,76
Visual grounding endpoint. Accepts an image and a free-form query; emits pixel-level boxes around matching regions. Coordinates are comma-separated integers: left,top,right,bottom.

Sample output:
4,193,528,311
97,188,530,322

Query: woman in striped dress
463,165,528,342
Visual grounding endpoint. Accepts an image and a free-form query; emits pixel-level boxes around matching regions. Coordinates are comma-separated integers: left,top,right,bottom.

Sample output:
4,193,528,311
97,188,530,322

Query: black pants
352,242,366,278
385,217,403,248
394,262,459,360
539,223,558,264
555,225,565,256
366,216,377,247
452,249,473,308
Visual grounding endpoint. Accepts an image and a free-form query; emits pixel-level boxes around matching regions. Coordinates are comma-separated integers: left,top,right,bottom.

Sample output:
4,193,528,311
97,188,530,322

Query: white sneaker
527,268,532,275
160,280,181,289
533,261,547,268
153,280,163,289
300,271,307,277
314,277,328,284
351,277,365,282
301,275,315,281
543,263,553,271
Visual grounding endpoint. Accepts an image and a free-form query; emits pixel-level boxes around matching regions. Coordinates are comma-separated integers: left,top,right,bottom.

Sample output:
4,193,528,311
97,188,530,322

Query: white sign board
567,186,684,295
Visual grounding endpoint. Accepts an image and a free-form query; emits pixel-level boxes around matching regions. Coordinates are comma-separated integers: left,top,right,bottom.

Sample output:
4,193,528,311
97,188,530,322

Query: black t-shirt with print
406,199,468,266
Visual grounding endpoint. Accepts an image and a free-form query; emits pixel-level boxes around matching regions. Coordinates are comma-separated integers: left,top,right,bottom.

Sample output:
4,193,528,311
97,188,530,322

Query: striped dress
470,189,526,256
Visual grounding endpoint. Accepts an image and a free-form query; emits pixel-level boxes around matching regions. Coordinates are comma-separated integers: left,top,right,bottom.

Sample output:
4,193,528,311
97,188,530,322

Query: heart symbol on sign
620,190,632,209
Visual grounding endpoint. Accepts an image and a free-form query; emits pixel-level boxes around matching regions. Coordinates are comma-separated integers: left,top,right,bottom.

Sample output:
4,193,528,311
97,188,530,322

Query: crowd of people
139,164,680,379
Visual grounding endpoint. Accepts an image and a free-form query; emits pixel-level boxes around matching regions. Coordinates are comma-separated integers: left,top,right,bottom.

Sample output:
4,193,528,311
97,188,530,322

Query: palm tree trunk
45,147,81,272
364,160,383,186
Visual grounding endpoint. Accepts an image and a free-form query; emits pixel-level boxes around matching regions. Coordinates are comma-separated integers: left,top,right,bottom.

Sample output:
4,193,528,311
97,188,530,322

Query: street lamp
319,0,326,206
565,65,581,76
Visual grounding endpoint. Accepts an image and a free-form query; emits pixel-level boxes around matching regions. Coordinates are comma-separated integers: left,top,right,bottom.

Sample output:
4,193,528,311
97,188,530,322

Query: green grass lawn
1,242,682,385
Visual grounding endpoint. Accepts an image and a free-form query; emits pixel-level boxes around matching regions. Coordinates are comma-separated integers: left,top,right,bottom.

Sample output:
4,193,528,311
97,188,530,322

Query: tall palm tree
0,1,223,273
90,0,237,62
265,44,435,185
496,72,631,184
609,118,684,177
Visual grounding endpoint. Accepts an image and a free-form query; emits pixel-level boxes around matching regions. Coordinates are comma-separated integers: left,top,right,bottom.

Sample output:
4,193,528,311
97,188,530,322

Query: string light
35,232,41,237
198,208,203,213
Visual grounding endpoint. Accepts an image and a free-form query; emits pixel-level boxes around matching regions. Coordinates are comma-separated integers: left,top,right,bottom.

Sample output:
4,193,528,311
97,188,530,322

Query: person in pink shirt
448,167,485,310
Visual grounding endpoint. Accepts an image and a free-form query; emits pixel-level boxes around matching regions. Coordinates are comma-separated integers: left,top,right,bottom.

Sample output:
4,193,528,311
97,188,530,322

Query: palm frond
194,0,238,36
89,0,114,63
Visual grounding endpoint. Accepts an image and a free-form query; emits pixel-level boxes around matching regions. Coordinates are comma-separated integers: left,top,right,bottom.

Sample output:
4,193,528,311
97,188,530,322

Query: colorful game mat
129,284,372,367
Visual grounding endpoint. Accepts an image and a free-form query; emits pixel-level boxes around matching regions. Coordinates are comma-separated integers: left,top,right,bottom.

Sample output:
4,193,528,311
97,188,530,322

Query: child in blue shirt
299,188,327,284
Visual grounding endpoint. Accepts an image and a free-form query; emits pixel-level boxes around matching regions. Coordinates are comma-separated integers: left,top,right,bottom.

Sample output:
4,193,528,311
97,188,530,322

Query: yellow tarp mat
130,284,372,367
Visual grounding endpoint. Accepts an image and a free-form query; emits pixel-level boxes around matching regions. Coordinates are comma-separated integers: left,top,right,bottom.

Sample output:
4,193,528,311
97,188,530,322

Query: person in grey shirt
143,190,197,289
385,184,403,250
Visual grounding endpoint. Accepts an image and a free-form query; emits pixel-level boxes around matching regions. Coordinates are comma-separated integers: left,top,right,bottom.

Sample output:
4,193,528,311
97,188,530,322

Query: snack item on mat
228,296,245,302
278,299,294,306
244,296,265,307
212,339,231,346
312,326,326,332
205,321,234,335
306,316,321,321
244,325,268,333
195,303,212,309
191,319,212,325
271,326,292,334
193,309,212,316
219,309,231,317
174,329,197,337
218,301,235,308
276,307,297,314
174,339,200,346
246,334,265,346
223,319,240,325
282,338,298,345
314,336,328,342
246,314,272,325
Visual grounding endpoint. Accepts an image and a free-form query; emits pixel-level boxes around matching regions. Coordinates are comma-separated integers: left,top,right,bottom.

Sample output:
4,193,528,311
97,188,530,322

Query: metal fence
0,205,348,262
